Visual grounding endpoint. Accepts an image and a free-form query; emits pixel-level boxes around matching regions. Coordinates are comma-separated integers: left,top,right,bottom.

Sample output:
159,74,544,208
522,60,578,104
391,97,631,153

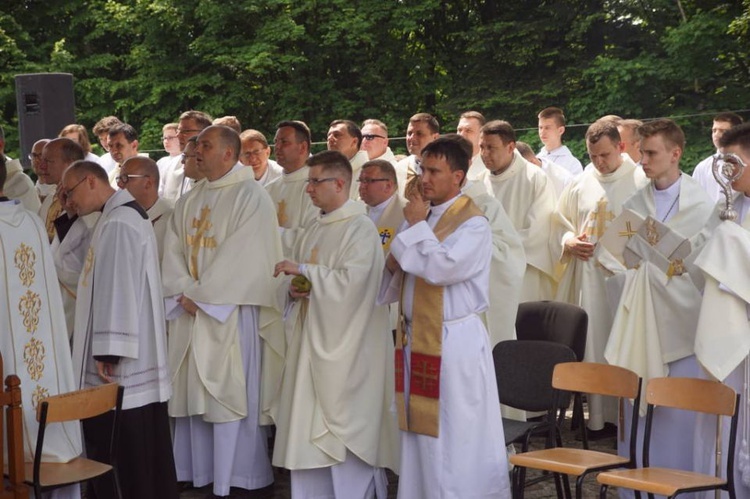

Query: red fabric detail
409,352,441,399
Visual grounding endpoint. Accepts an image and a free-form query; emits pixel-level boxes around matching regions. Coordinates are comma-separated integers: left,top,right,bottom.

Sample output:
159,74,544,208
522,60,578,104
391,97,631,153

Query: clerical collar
653,174,682,222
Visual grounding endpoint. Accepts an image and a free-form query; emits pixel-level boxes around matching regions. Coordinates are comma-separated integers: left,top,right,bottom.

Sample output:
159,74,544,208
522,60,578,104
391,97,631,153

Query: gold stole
45,197,63,243
395,195,484,437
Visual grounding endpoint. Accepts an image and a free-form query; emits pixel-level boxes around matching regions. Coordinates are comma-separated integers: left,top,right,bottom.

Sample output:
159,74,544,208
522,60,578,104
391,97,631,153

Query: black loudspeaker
14,73,76,169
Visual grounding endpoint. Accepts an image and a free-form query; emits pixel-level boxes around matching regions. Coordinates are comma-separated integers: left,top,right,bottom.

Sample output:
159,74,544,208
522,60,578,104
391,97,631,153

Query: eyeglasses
241,149,267,157
357,178,390,184
305,177,339,186
63,176,87,198
116,174,149,185
162,136,178,141
362,134,386,141
176,128,203,135
28,153,42,160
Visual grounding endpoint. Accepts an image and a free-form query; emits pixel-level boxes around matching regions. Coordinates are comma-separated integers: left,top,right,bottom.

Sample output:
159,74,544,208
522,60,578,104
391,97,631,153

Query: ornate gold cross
187,205,217,279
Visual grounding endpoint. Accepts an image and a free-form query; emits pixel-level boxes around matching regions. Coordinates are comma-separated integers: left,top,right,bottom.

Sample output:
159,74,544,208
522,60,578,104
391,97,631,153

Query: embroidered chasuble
163,166,284,423
0,200,82,463
269,200,398,470
264,166,318,258
486,149,557,301
395,196,484,437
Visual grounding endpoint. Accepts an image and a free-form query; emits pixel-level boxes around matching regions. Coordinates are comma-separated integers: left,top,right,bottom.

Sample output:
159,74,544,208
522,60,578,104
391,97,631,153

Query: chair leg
113,466,123,499
575,474,586,499
553,472,564,498
511,465,521,499
561,473,572,499
599,484,608,498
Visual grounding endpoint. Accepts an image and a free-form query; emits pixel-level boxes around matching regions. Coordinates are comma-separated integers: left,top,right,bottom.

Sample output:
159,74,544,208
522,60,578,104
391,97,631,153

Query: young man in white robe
0,157,82,499
536,106,583,176
599,119,714,482
553,120,648,436
266,120,318,257
481,119,557,301
271,150,399,498
326,119,370,200
395,113,440,199
693,122,750,499
162,125,282,497
691,112,744,203
380,137,511,499
65,160,177,499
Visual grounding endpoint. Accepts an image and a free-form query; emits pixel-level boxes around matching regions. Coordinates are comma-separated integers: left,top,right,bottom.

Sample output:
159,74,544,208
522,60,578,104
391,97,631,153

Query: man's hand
404,190,430,226
385,253,401,273
96,361,114,383
564,233,595,261
274,260,301,277
177,295,199,316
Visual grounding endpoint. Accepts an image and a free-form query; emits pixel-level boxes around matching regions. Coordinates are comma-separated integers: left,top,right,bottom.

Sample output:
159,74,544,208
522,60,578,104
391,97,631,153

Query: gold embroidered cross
618,221,637,239
187,206,217,279
585,198,615,239
412,360,439,392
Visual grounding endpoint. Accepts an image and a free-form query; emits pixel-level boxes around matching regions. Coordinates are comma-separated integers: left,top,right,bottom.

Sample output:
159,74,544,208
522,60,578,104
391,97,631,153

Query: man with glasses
266,120,318,257
106,123,140,188
157,123,181,185
326,119,369,199
117,156,173,261
272,150,398,497
65,160,177,499
239,129,282,186
359,159,404,253
360,119,397,164
161,110,213,202
162,125,281,498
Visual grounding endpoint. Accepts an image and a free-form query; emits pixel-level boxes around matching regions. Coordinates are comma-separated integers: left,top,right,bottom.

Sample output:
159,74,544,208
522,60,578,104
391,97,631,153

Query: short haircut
618,119,643,133
421,136,471,176
719,122,750,156
481,120,517,144
441,133,474,161
48,138,85,164
306,150,352,185
361,159,397,184
277,120,311,148
92,116,122,135
59,124,93,153
67,160,109,183
162,123,178,133
538,107,566,127
213,116,242,133
361,119,388,135
239,129,269,147
637,119,685,150
329,119,363,148
714,112,743,127
515,141,536,160
409,113,440,134
123,156,160,184
208,125,241,163
586,120,621,145
0,154,6,187
179,110,213,129
460,111,486,126
108,123,138,142
598,114,623,123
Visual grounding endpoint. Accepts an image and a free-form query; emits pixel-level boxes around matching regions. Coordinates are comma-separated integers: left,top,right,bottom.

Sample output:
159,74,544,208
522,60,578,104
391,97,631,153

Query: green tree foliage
0,0,748,165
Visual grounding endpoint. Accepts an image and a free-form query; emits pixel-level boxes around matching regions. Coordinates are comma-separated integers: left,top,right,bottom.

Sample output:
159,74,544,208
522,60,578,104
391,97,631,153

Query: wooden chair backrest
553,362,640,399
37,383,120,424
647,377,737,416
0,354,29,499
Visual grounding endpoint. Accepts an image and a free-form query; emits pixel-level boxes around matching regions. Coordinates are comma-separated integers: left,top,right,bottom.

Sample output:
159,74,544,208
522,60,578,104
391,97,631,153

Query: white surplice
537,144,583,176
379,194,511,499
264,166,318,258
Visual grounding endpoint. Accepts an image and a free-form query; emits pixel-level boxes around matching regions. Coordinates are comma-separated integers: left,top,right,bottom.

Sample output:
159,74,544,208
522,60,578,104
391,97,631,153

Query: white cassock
3,158,41,212
0,199,82,499
537,144,583,176
51,213,98,340
467,154,489,186
486,149,557,301
162,165,282,496
269,200,398,498
600,175,713,492
370,147,398,165
156,154,180,187
255,159,283,187
98,152,117,175
348,150,370,200
146,196,174,263
553,156,647,429
692,152,723,203
540,157,575,199
161,155,187,202
693,194,750,499
265,166,318,258
379,194,511,499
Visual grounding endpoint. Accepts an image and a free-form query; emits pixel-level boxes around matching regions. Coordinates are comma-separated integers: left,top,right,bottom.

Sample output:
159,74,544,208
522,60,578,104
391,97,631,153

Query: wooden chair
597,377,739,499
27,383,124,499
0,353,28,499
509,362,641,499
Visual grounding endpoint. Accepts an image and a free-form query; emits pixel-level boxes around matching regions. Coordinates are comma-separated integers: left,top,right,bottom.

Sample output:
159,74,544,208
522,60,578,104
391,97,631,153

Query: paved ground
179,415,619,498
